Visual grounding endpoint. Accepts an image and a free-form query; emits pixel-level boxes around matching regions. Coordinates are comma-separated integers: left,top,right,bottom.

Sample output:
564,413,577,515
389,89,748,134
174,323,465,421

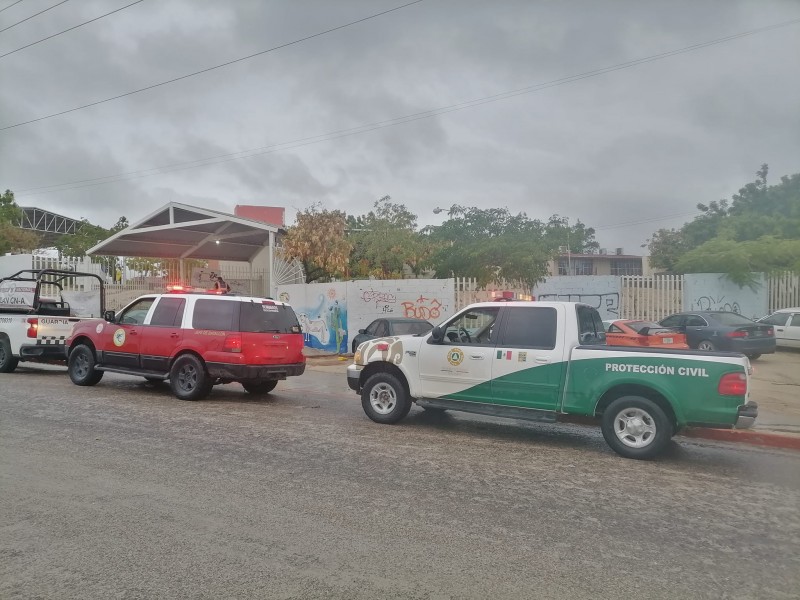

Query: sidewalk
304,347,800,451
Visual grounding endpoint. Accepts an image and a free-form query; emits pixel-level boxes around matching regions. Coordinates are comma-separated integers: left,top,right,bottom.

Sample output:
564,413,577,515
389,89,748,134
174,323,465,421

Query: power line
0,0,68,33
0,0,425,131
0,0,145,60
14,15,800,198
0,0,26,14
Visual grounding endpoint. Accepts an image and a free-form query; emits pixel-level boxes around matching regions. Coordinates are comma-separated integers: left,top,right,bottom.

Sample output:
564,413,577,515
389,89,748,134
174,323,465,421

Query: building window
574,259,594,275
610,259,642,276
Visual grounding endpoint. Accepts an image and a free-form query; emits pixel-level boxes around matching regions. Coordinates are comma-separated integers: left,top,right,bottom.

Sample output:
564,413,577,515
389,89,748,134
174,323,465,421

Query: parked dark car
351,317,434,353
659,311,776,359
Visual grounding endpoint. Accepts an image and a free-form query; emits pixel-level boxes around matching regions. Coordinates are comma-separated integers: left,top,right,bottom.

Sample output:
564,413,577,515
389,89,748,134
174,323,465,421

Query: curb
679,427,800,451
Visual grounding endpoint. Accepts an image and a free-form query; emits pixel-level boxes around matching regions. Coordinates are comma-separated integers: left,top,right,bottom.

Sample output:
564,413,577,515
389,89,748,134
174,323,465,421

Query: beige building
547,249,651,277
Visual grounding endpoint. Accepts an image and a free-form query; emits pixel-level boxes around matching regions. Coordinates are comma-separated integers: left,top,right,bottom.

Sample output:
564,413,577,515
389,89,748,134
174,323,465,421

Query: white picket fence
768,271,800,312
620,275,683,322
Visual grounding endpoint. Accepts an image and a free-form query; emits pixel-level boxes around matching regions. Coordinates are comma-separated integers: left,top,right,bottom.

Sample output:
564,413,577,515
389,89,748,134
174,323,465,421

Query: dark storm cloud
1,0,798,253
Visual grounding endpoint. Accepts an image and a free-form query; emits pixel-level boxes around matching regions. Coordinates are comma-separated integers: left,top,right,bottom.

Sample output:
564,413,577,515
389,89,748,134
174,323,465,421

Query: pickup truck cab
347,301,756,459
0,269,105,373
66,288,306,401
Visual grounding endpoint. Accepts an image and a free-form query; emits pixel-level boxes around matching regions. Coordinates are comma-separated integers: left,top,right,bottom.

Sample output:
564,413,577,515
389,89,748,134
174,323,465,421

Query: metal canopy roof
87,202,279,262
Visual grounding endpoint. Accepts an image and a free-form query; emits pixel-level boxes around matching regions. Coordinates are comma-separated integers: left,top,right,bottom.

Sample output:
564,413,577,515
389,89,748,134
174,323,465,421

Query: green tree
648,166,800,279
347,197,438,279
54,215,128,275
282,204,352,283
0,189,40,254
424,206,597,287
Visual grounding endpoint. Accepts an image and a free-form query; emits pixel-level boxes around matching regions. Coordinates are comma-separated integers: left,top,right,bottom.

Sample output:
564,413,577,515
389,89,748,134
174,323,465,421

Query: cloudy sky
1,0,799,255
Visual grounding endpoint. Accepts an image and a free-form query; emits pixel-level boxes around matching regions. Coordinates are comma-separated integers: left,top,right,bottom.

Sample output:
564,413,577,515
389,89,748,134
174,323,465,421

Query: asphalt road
1,365,799,599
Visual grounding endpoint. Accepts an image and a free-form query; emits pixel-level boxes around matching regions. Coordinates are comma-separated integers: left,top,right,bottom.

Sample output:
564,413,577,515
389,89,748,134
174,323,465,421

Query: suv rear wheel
242,379,278,395
68,344,104,386
169,354,212,401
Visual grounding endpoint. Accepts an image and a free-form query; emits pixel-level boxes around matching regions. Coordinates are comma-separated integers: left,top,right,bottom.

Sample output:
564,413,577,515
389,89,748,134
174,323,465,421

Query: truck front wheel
0,337,19,373
361,372,411,424
68,345,104,386
601,396,672,460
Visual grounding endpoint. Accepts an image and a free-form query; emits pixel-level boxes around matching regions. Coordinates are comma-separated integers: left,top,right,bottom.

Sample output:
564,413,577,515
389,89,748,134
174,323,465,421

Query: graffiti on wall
690,295,741,314
538,292,620,316
191,267,249,294
683,274,767,320
360,288,397,313
401,295,447,320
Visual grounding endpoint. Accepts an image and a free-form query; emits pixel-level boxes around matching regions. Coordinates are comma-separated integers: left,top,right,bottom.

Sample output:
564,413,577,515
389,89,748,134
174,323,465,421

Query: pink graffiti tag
402,297,443,320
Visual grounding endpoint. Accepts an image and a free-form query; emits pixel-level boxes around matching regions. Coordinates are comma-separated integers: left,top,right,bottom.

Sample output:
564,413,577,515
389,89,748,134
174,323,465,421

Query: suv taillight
718,372,747,396
223,334,242,353
26,318,38,338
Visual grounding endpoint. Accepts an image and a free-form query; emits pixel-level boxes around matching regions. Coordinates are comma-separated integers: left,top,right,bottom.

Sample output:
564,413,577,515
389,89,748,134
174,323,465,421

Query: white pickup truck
347,300,757,459
0,269,105,373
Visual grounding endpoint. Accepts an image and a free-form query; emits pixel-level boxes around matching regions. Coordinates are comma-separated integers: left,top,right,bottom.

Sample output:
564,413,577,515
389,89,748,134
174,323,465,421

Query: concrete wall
0,254,34,279
276,279,456,353
683,273,768,320
533,275,622,320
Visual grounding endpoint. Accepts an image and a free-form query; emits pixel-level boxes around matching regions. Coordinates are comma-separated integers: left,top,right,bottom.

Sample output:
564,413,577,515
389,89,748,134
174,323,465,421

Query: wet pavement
1,365,799,599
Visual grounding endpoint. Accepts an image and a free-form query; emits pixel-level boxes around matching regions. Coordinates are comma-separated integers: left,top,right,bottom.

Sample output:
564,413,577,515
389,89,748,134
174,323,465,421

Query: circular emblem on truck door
447,347,464,366
113,328,126,347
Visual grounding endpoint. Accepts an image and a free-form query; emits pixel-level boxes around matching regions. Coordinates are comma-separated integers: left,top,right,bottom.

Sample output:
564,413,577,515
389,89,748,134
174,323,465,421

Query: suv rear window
193,299,238,331
239,301,301,334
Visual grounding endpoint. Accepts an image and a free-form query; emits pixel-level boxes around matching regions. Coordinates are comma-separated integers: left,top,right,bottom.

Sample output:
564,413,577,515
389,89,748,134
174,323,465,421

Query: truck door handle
535,357,550,364
129,330,137,335
170,333,179,338
469,355,484,360
776,328,784,332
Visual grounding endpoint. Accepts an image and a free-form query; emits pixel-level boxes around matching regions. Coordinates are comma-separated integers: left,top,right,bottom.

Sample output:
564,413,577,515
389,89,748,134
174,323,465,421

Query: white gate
769,271,800,312
620,275,683,322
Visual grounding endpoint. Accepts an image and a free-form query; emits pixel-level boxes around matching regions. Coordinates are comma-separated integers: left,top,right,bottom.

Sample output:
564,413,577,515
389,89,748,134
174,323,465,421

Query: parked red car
603,319,689,349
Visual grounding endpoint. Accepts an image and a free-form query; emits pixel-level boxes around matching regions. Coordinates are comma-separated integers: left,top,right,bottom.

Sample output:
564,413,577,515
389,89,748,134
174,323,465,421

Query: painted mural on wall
275,279,455,352
533,275,621,320
684,273,767,320
276,283,348,353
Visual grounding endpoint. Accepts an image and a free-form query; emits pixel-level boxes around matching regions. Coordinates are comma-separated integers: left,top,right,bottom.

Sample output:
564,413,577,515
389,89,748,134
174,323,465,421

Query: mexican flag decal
496,350,513,360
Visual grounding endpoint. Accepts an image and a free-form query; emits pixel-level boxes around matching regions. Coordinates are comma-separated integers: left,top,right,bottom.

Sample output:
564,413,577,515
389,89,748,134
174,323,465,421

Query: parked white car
758,308,800,348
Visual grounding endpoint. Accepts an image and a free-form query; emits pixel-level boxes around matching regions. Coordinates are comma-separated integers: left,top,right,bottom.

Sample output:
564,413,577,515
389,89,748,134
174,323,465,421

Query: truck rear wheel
601,396,671,460
169,354,212,401
242,379,278,395
68,345,104,386
0,336,19,373
361,372,411,424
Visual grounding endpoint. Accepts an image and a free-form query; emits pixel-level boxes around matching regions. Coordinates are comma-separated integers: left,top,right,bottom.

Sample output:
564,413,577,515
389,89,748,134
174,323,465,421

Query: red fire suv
65,287,305,400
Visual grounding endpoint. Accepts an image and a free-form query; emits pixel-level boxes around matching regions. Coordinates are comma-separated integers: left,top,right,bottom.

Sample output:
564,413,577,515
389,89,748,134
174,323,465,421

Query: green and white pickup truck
346,301,757,459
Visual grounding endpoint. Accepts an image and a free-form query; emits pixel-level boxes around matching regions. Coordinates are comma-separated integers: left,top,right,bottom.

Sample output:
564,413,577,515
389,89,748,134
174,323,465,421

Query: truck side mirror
430,326,444,343
103,310,116,322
